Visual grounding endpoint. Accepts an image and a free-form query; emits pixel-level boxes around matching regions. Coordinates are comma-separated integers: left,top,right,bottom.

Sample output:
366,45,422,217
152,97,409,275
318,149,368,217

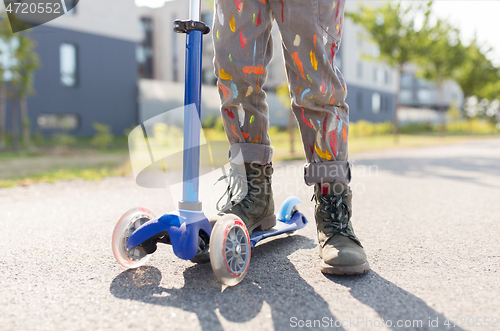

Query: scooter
111,0,308,286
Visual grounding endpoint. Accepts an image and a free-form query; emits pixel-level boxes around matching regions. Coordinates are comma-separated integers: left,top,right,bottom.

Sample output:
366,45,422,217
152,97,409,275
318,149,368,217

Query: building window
138,17,154,79
356,62,362,79
201,12,213,28
400,90,412,105
37,114,79,130
401,72,413,89
172,14,179,82
0,37,19,81
417,89,436,105
202,68,216,85
336,48,342,71
64,0,78,15
376,67,385,85
372,93,381,114
60,43,78,87
356,91,363,111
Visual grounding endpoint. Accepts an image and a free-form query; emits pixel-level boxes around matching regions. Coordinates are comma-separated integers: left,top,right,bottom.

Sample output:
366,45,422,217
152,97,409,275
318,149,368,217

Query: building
3,0,143,136
3,0,464,138
400,64,464,110
135,0,400,127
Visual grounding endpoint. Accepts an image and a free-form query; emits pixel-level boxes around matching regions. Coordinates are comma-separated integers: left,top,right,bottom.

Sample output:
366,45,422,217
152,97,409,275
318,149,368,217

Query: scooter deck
249,211,307,248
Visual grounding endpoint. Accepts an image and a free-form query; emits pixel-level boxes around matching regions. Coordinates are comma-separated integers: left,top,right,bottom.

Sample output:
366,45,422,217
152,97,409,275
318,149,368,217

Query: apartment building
16,0,142,136
135,0,399,125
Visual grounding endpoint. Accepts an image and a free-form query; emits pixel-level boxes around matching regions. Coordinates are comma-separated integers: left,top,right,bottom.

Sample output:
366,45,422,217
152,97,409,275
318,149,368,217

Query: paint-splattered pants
214,0,351,185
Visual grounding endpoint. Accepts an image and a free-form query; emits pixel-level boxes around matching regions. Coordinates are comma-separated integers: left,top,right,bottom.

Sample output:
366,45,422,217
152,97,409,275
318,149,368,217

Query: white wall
342,0,398,94
45,0,143,42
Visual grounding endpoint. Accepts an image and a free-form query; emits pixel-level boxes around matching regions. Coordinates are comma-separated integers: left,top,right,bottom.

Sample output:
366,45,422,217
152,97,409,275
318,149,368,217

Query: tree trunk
437,79,446,136
0,85,6,150
20,97,30,147
11,98,19,150
393,67,403,143
288,110,295,154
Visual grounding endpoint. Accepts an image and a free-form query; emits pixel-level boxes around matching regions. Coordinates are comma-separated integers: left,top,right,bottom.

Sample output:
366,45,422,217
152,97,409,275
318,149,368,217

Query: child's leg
213,0,275,165
211,0,276,234
267,0,369,274
269,0,350,181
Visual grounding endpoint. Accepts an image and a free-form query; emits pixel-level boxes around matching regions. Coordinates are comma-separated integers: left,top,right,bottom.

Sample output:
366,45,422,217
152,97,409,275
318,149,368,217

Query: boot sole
320,261,370,276
247,215,276,235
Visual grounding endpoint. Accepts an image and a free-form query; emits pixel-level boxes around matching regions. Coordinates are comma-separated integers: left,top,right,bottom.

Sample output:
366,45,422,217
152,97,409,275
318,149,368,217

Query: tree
0,17,13,150
347,1,433,142
276,82,296,154
0,14,39,149
455,38,499,101
11,34,40,147
415,19,466,134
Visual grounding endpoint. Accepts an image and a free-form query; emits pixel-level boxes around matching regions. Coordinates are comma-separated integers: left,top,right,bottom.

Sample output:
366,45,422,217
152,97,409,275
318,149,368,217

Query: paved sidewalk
1,138,499,330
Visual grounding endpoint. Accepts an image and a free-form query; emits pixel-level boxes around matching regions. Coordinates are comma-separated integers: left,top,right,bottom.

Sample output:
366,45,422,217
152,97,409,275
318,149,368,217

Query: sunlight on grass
0,163,131,189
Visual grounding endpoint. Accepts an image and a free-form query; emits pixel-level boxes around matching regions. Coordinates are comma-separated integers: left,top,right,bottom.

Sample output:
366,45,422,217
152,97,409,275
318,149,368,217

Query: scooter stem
181,0,203,210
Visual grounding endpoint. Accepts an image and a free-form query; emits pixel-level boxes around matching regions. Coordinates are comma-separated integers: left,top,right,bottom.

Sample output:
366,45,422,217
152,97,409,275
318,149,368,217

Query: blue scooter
111,0,308,286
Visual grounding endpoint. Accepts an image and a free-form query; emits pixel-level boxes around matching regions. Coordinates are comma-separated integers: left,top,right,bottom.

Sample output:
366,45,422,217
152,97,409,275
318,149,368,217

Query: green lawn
1,130,497,189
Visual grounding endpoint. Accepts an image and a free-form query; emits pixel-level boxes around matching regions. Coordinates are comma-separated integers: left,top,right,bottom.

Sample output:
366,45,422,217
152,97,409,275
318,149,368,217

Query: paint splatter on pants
214,0,351,185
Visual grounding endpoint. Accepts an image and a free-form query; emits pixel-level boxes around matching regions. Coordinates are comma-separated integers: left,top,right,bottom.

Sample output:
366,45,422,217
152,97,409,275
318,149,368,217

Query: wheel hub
224,225,249,275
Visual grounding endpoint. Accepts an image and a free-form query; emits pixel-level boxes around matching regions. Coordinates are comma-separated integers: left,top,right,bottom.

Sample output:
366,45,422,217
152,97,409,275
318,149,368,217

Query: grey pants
213,0,351,185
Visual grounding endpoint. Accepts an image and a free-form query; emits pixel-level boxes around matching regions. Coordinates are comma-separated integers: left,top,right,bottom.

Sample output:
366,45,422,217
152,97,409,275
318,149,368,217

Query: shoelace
316,189,353,238
215,167,259,211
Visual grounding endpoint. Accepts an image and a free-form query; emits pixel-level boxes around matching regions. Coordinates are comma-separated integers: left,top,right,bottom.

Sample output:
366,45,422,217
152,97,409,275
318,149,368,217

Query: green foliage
32,130,45,145
400,122,434,134
348,118,497,137
447,101,462,122
202,114,217,128
415,19,465,92
275,82,291,108
446,119,498,135
349,121,393,138
455,39,499,100
0,166,128,189
52,132,76,147
91,123,113,149
346,2,500,118
123,125,136,139
202,114,225,131
346,2,432,71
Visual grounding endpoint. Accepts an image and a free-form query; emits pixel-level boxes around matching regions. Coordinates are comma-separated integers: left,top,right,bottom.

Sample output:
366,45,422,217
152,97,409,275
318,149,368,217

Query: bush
350,120,393,138
400,122,434,134
53,133,76,147
447,118,498,135
91,123,113,149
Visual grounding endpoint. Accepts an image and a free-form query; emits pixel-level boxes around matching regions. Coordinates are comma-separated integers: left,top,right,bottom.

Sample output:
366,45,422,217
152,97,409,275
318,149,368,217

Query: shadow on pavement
110,235,346,331
326,271,466,330
354,156,500,188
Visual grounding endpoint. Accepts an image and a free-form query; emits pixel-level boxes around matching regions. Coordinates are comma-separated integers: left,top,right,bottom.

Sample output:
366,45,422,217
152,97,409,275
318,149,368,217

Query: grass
0,148,131,188
0,166,130,189
1,119,498,189
269,131,498,161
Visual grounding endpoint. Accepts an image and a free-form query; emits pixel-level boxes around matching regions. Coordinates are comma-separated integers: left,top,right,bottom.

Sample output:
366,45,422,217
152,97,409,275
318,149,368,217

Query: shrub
400,122,434,134
91,123,113,149
53,133,76,147
350,120,392,138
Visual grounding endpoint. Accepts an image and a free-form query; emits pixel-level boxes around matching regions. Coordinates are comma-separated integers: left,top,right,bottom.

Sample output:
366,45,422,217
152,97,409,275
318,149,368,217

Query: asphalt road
1,138,499,331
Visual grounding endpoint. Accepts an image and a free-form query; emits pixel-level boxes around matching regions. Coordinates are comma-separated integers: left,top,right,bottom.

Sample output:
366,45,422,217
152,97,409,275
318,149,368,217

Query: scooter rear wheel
209,214,251,286
112,207,155,269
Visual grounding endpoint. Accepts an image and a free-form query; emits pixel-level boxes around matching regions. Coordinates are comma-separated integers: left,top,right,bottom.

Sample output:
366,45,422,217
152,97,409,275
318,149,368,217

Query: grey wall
346,84,395,123
26,25,138,136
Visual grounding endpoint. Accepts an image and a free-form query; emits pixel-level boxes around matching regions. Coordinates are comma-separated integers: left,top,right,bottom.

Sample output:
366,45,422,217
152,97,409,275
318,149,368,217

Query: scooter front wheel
112,207,155,269
209,214,251,286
